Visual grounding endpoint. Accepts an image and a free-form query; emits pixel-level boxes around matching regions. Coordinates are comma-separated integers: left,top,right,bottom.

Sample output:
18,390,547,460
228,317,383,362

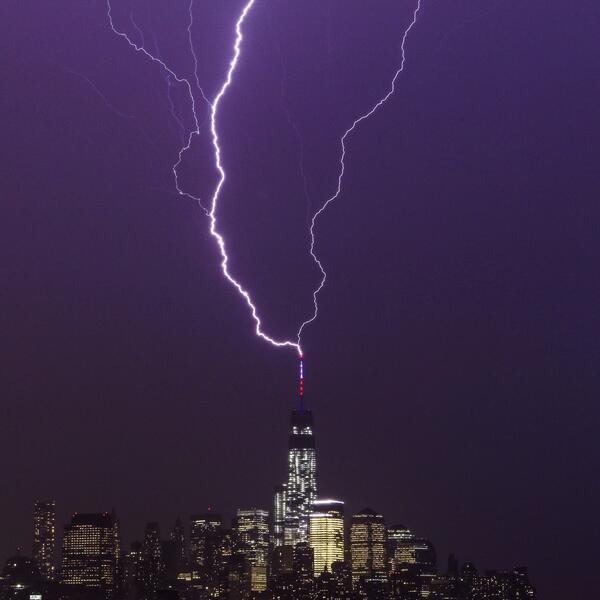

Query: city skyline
3,2,599,599
1,402,527,579
0,405,536,599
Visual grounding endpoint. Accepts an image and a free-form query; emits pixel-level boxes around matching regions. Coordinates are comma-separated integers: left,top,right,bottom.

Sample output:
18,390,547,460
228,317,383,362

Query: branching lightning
206,0,303,354
296,0,423,344
106,0,423,365
59,65,135,121
106,0,209,213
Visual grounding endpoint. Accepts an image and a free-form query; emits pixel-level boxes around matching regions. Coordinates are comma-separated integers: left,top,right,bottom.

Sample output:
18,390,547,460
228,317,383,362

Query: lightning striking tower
299,354,305,408
206,0,303,355
106,0,423,380
296,0,423,342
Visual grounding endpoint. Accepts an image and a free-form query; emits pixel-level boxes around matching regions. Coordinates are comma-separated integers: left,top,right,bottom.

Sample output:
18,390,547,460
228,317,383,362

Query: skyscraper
170,516,186,567
234,508,270,592
33,500,56,581
189,512,222,570
308,499,344,576
350,508,387,584
60,512,120,598
387,525,437,597
292,542,315,600
121,542,142,600
272,484,287,548
139,522,163,600
387,524,416,571
285,409,317,546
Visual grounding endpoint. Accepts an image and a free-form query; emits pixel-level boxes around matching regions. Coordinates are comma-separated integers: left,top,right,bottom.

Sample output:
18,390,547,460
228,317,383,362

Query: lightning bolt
297,0,423,344
106,0,423,364
206,0,302,355
106,0,209,213
57,65,135,121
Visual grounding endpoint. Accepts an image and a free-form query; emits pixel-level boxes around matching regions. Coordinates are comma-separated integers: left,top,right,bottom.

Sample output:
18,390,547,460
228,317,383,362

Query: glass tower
272,484,287,548
285,409,317,546
309,499,344,576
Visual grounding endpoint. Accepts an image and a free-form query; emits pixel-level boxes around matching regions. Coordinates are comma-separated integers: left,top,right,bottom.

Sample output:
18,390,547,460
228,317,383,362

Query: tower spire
299,353,304,411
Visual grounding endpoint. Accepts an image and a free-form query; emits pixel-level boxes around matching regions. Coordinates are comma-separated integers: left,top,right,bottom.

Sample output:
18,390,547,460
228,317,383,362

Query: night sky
2,2,599,599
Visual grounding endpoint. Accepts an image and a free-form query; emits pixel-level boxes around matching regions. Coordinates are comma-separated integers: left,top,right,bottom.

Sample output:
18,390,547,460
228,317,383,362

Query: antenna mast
299,354,305,411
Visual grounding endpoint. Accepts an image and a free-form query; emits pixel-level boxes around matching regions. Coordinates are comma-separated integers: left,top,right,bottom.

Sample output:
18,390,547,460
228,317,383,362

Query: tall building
189,512,222,570
387,526,436,597
33,500,56,581
387,525,416,571
60,512,120,598
170,516,186,567
139,522,163,600
292,542,314,600
272,484,287,548
285,408,317,546
308,499,344,576
234,508,270,592
350,508,387,584
120,542,142,600
413,539,436,596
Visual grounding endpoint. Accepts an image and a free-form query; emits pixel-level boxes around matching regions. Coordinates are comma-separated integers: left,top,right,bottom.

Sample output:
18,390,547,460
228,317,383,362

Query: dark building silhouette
189,513,221,571
139,523,162,600
291,542,314,600
330,561,352,599
427,561,536,600
169,518,186,569
120,542,142,600
33,500,56,582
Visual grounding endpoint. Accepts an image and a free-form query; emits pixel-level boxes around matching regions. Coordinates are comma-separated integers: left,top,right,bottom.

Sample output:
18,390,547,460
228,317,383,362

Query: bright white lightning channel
207,0,303,354
107,0,423,359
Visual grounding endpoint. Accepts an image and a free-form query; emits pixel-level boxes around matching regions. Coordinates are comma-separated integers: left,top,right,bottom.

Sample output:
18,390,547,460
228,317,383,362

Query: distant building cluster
0,409,535,600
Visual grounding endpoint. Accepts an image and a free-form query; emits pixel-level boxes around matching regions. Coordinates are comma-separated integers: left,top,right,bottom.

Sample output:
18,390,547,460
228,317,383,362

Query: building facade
139,522,162,600
271,485,287,548
350,508,387,584
60,512,120,598
33,500,56,582
189,512,222,570
234,509,270,592
285,409,317,546
308,500,344,576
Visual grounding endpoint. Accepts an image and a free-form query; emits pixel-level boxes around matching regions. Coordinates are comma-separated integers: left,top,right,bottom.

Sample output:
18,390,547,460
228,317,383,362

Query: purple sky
2,2,600,599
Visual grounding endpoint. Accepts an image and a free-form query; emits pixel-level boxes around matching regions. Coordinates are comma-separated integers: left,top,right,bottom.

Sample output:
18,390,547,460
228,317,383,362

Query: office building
60,512,120,598
33,500,56,582
350,508,386,584
234,508,269,592
189,512,222,570
139,522,162,600
308,499,344,576
272,485,287,548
